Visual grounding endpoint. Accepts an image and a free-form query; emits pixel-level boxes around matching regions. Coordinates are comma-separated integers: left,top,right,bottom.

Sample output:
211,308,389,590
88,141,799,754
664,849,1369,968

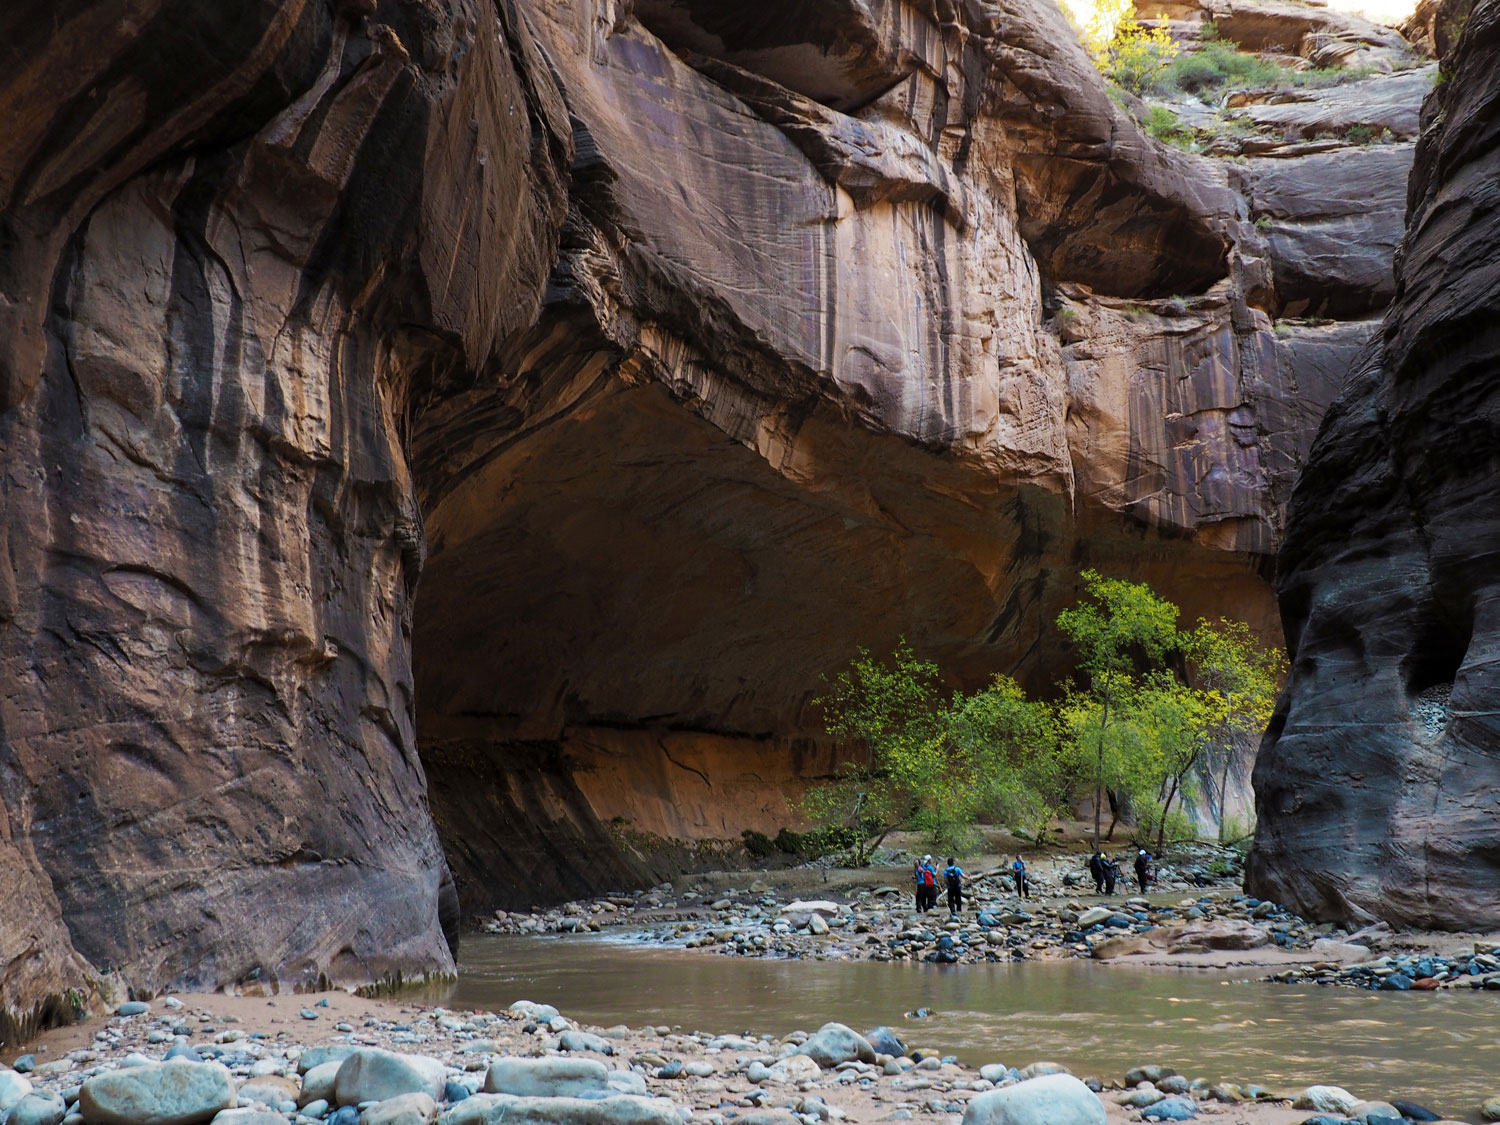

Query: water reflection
439,934,1497,1117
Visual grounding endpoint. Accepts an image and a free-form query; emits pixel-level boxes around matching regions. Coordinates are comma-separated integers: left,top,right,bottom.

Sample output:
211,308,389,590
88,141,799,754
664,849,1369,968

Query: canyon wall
0,0,571,1022
0,0,1421,1023
1249,0,1500,930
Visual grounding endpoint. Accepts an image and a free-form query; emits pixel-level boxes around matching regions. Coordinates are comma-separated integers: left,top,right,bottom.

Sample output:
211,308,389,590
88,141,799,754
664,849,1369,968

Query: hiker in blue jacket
943,857,965,913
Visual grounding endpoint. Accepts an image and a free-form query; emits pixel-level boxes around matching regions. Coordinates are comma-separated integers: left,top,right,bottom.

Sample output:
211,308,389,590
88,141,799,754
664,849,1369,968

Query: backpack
921,865,936,886
945,866,961,887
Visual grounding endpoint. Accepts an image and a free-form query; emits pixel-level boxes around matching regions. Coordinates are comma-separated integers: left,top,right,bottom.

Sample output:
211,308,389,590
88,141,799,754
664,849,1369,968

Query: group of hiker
912,848,1154,913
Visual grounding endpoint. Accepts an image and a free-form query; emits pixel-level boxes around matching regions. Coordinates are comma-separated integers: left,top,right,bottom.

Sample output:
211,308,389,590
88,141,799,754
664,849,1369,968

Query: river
441,933,1498,1119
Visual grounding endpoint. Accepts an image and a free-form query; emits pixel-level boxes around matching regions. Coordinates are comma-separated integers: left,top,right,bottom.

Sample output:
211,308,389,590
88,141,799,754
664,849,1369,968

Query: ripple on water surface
438,933,1500,1118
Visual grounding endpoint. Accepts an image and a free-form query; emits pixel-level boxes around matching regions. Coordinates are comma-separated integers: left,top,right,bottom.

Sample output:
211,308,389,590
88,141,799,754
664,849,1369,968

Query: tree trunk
1157,775,1180,853
1093,677,1111,849
1106,788,1120,840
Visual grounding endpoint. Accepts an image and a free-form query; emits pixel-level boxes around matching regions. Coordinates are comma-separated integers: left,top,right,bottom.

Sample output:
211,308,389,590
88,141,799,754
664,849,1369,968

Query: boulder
1124,1066,1179,1086
7,1091,67,1125
483,1059,610,1099
506,1003,560,1024
796,1024,876,1068
299,1049,359,1077
962,1074,1106,1125
1017,1063,1070,1080
438,1093,680,1125
335,1052,446,1106
80,1062,236,1125
557,1032,614,1056
236,1076,299,1108
360,1093,438,1125
1141,1096,1196,1121
1076,908,1113,928
864,1027,907,1058
0,1071,35,1113
1293,1086,1360,1114
764,1056,821,1084
1307,939,1374,963
299,1063,343,1107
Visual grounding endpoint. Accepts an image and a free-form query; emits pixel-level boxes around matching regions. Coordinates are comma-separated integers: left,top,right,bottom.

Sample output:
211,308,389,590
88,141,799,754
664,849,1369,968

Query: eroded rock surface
1249,0,1500,929
0,0,1423,1017
0,0,570,1016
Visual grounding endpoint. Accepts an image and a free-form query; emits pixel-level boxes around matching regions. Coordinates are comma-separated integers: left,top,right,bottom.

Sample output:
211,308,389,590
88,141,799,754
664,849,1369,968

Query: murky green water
443,934,1500,1120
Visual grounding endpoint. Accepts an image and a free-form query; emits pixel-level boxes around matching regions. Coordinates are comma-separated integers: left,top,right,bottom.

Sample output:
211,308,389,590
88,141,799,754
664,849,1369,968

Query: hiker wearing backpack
1011,854,1030,899
943,857,965,913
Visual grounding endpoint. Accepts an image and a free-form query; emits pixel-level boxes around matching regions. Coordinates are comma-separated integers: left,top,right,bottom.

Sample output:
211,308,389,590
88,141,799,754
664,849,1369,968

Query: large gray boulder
963,1073,1107,1125
299,1062,343,1108
0,1071,35,1113
209,1110,287,1125
795,1023,876,1068
483,1058,611,1099
79,1062,237,1125
298,1048,359,1076
6,1091,66,1125
439,1093,680,1125
360,1093,438,1125
335,1052,446,1106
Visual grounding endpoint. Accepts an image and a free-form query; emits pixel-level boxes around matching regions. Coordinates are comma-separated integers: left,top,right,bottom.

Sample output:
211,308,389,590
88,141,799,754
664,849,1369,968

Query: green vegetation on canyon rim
806,573,1284,860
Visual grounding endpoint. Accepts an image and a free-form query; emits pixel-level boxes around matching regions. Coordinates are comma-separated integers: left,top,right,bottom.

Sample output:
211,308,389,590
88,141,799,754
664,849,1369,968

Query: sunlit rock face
1249,0,1500,931
411,0,1405,910
0,0,1419,1015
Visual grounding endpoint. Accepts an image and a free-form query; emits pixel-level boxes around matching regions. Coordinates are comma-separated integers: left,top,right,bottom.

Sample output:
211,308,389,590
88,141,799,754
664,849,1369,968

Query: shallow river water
444,934,1500,1119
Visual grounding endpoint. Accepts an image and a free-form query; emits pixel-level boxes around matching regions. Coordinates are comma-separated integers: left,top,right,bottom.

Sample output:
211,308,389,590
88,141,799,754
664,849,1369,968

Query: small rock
1141,1095,1196,1121
116,1003,150,1018
300,1010,319,1021
557,1031,613,1055
13,1056,37,1074
1123,1066,1177,1086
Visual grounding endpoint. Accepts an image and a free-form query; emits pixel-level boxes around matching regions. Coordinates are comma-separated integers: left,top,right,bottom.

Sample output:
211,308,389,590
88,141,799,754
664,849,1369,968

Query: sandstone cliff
1249,0,1500,930
0,0,1419,1023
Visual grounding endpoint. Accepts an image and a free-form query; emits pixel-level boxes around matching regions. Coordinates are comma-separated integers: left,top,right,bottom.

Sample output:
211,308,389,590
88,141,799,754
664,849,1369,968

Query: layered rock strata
1250,0,1500,930
0,0,571,1015
0,0,1423,1019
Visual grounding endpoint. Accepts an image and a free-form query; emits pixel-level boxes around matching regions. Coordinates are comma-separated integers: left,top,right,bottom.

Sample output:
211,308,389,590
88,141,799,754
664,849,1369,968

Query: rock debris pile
0,997,1476,1125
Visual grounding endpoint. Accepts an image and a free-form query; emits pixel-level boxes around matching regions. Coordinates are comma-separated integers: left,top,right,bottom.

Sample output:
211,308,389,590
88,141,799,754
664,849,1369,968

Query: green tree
1185,617,1286,841
1055,570,1183,847
948,675,1065,843
808,647,1066,859
807,641,945,863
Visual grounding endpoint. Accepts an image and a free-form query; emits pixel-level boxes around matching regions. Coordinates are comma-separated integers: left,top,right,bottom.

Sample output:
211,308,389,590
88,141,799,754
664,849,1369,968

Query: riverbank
2,990,1472,1125
478,848,1500,989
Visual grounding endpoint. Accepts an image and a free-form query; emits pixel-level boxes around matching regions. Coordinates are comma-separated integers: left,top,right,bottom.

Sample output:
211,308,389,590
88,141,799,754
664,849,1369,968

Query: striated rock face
0,0,570,1014
1248,0,1500,929
0,0,1419,1017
